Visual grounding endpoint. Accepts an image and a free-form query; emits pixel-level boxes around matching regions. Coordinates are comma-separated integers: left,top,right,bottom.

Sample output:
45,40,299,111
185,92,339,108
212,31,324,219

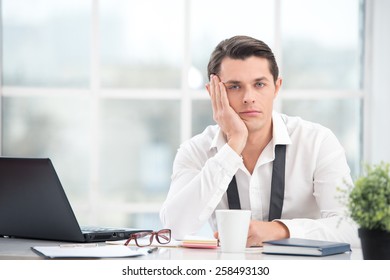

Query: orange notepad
181,236,218,249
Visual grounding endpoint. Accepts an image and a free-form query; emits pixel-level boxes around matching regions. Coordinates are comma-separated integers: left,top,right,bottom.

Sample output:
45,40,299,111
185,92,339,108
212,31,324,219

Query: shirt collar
272,111,292,146
209,111,292,152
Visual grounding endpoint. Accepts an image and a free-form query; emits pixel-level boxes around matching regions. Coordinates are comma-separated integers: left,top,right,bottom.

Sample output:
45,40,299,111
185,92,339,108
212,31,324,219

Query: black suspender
226,145,287,221
226,176,241,210
268,145,287,220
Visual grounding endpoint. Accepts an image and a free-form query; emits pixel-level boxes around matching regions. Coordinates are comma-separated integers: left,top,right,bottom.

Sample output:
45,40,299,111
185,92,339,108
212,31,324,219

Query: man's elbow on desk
159,208,186,240
160,211,208,240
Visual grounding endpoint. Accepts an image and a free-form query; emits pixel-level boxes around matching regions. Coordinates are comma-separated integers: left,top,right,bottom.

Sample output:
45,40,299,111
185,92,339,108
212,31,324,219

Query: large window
1,0,364,232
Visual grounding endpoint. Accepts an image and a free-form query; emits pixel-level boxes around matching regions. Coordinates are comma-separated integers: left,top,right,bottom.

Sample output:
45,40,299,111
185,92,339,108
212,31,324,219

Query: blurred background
1,0,389,235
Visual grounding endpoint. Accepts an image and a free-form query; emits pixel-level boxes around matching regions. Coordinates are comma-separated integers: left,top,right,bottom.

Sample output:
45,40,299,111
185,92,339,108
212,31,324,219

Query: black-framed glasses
124,229,171,247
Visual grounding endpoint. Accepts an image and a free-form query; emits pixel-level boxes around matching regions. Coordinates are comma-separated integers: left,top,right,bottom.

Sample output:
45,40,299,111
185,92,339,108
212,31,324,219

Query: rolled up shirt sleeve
276,128,360,247
159,140,242,239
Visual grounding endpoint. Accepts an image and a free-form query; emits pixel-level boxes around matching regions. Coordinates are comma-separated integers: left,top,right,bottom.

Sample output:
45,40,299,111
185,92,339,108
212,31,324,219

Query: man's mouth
239,110,262,116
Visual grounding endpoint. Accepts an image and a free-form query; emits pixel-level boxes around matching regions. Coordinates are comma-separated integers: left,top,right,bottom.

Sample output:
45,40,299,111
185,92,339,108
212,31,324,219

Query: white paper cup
216,209,251,253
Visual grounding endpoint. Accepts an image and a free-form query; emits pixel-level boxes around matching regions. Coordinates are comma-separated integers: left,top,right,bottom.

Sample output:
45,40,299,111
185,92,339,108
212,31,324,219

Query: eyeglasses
124,229,171,247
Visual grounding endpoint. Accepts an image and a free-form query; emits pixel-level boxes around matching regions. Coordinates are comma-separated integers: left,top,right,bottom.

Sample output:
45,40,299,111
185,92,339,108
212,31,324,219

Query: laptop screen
0,157,150,242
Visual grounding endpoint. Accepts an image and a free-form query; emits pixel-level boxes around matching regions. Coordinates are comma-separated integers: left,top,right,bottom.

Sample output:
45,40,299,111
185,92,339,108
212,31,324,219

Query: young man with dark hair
160,35,359,247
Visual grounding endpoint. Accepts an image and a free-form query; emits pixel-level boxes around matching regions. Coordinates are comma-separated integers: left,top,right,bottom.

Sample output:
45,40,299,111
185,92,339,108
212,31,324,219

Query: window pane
192,100,214,136
100,0,184,88
115,213,212,236
2,0,90,87
1,96,91,201
281,0,362,90
96,212,162,229
282,99,361,177
190,0,275,90
99,100,180,203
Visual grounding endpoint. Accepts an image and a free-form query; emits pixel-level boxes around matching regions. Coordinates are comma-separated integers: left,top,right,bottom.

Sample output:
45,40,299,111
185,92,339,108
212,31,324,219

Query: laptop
0,157,151,242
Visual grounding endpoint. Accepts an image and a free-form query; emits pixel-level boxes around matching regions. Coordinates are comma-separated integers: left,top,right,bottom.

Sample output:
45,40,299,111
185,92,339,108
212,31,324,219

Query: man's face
218,56,282,133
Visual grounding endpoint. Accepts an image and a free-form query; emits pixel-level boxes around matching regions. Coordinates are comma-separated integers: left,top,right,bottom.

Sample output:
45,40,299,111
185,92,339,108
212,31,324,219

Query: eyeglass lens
131,229,171,247
155,229,171,244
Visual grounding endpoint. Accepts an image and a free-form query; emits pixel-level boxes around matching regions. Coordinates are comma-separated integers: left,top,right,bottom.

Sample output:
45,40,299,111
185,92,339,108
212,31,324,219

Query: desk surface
0,237,362,260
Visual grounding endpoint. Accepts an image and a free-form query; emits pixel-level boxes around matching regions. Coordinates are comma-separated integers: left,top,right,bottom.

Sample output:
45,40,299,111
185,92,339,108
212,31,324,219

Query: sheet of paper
32,245,149,258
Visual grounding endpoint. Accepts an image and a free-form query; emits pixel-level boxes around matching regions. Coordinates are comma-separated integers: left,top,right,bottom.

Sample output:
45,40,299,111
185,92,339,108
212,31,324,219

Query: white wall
365,0,390,165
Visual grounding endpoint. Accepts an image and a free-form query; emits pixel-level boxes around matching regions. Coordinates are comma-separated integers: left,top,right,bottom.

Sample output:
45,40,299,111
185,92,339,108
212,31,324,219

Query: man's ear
274,77,283,99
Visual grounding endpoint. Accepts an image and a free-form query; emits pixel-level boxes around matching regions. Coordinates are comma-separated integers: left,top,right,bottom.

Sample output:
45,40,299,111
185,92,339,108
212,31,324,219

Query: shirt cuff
213,143,243,176
275,219,306,239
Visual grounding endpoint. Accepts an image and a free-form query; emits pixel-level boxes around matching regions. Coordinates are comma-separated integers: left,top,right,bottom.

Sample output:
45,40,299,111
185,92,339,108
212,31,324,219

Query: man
160,35,359,247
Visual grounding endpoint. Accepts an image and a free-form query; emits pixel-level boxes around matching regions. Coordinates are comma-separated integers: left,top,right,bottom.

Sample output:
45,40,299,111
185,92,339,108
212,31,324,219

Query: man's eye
256,82,265,88
227,85,240,90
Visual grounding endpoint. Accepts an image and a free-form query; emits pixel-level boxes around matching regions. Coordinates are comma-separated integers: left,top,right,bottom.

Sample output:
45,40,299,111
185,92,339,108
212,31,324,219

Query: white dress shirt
160,111,360,247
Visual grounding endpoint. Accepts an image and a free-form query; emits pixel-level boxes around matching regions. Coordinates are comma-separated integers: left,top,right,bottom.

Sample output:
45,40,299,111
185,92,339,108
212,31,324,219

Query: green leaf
347,162,390,231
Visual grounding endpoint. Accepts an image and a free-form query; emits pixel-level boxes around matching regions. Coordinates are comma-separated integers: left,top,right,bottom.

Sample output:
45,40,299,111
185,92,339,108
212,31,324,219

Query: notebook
262,238,351,257
0,157,151,243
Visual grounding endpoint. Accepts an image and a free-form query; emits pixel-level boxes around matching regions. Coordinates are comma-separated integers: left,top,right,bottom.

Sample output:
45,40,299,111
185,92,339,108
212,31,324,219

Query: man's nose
243,88,256,104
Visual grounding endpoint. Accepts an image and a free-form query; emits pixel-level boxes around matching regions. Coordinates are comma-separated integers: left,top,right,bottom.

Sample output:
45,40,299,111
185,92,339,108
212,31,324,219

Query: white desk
0,237,362,260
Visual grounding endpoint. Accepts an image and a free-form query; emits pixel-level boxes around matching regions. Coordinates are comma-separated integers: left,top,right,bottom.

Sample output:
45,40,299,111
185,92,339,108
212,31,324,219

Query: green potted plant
348,162,390,259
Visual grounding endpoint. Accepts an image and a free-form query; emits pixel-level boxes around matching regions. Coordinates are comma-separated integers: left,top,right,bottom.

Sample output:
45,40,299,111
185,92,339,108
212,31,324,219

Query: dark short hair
207,35,279,83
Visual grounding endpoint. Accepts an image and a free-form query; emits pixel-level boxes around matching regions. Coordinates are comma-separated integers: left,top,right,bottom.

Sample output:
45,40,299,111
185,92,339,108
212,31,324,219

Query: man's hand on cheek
207,74,248,155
